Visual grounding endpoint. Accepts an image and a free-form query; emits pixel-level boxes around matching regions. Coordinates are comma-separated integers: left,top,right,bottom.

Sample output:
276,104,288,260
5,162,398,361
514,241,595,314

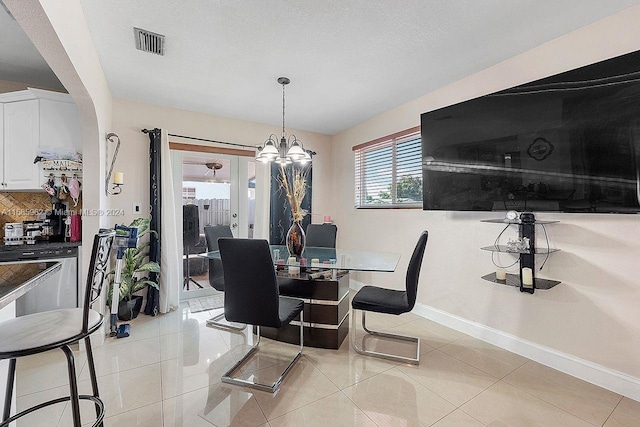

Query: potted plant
108,217,160,320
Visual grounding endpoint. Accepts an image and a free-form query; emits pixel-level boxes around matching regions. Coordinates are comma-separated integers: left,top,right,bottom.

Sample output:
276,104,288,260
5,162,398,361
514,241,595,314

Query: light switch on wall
132,203,142,215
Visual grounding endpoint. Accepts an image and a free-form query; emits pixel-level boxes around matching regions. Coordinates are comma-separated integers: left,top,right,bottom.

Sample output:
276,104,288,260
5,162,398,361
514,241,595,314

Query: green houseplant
108,217,160,320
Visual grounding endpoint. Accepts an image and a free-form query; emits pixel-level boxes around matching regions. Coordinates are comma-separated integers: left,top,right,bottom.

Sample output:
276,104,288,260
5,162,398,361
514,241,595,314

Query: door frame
171,146,253,301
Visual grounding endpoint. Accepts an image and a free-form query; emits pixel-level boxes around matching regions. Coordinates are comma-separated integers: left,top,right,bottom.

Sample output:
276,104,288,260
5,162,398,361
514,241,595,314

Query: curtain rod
141,129,257,150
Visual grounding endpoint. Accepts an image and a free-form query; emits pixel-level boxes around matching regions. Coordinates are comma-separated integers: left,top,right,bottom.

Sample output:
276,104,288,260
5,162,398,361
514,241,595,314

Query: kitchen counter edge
0,262,62,310
0,241,82,252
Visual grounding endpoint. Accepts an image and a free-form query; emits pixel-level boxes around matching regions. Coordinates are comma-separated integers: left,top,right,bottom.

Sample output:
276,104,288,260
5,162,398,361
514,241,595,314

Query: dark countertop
0,262,61,310
0,241,81,252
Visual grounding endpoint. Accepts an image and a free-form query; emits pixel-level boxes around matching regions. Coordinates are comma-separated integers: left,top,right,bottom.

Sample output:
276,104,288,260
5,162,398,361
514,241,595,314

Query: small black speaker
183,204,200,247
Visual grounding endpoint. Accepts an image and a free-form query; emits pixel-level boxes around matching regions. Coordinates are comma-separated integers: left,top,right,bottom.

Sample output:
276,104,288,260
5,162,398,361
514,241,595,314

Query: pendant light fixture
256,77,312,165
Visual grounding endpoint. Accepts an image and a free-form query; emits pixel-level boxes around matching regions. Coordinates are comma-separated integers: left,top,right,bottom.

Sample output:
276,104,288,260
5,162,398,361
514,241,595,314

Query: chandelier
256,77,312,165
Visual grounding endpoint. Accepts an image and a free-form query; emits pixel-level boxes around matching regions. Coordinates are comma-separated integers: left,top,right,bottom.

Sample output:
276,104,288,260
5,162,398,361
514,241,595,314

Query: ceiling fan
205,161,223,177
183,159,224,177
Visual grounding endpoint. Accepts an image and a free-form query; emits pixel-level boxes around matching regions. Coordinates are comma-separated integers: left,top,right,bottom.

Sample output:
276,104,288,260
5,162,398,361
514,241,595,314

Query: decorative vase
118,295,144,321
286,221,306,256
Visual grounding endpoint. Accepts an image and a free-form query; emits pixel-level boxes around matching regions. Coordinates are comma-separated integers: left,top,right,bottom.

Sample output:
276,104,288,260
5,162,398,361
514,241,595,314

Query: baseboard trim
349,280,640,401
412,303,640,401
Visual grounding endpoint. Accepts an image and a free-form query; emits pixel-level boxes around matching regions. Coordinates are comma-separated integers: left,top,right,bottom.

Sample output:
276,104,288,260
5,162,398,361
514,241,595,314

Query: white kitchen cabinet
3,100,39,190
0,88,81,190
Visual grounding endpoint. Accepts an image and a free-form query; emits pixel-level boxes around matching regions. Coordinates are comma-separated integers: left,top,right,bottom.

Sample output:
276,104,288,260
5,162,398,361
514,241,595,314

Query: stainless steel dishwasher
0,247,79,316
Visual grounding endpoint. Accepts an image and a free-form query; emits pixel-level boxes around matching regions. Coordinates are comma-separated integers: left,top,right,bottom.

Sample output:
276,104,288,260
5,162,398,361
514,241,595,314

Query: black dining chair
351,230,428,365
218,238,304,393
305,223,337,248
0,230,115,427
203,225,244,331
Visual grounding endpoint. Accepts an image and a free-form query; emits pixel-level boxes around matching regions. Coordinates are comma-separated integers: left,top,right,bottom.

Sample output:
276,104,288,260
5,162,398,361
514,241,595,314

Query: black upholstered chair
305,223,337,248
351,230,428,364
203,225,245,331
218,238,304,393
204,226,233,290
0,230,115,427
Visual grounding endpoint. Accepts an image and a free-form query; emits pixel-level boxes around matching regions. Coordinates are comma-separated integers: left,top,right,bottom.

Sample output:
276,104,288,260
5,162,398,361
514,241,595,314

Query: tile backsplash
0,192,82,238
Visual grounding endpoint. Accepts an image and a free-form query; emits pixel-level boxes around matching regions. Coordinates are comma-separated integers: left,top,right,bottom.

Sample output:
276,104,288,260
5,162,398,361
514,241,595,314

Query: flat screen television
421,50,640,213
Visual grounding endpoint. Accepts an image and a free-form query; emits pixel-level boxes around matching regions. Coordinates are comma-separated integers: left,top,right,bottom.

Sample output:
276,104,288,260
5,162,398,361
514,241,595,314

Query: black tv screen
421,50,640,213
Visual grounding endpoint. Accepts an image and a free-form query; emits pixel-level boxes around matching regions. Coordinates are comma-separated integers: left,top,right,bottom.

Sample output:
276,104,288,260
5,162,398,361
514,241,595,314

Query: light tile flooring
12,302,640,426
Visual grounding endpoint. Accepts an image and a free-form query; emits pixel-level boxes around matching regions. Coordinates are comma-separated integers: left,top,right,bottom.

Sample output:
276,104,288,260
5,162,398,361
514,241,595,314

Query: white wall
110,98,333,235
331,4,640,385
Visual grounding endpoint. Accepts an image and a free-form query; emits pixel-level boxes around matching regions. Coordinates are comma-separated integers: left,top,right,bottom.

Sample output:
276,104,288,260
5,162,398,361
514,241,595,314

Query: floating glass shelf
480,215,561,293
481,273,561,290
481,219,559,225
480,245,560,255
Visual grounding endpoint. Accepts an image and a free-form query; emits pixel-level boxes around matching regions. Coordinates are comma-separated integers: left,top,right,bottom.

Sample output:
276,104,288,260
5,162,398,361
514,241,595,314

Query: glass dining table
200,245,400,271
199,245,401,349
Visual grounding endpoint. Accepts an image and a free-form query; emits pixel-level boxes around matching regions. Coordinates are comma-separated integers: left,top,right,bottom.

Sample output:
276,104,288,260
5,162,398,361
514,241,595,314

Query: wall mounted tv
421,50,640,213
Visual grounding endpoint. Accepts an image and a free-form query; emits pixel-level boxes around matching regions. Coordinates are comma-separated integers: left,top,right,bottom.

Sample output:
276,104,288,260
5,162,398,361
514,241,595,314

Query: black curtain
269,163,312,244
145,128,161,315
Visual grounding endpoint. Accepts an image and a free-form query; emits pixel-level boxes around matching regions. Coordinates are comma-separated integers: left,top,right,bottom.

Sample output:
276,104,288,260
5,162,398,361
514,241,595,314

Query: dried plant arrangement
278,164,308,222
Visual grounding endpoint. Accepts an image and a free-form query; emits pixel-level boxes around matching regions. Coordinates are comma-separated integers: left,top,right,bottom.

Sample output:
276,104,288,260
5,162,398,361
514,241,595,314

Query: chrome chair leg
351,309,420,365
221,312,304,393
206,312,246,332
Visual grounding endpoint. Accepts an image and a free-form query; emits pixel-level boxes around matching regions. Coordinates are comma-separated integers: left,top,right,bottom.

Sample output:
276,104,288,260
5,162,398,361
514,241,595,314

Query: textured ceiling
0,3,64,90
6,1,640,135
78,0,639,135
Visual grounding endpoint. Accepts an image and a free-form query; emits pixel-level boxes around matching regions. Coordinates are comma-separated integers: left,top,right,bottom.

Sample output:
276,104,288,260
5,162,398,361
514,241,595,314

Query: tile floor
12,302,640,426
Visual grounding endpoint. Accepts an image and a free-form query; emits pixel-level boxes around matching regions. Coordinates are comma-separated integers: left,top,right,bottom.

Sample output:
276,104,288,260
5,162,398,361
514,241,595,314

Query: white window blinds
354,127,422,208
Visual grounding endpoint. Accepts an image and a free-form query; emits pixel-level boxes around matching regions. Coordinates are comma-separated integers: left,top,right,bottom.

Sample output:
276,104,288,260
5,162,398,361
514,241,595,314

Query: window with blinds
354,127,422,208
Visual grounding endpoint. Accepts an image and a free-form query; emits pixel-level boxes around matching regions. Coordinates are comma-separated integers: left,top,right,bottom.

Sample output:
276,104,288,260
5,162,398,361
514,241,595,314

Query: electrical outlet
132,203,142,215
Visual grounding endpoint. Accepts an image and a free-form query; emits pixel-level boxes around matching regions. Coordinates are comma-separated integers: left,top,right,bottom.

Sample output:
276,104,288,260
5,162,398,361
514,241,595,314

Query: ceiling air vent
134,27,165,56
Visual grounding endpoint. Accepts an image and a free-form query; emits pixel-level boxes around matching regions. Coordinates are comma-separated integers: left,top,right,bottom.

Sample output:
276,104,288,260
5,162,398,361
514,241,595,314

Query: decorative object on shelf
505,210,519,221
480,214,561,293
521,267,534,289
255,77,313,165
108,218,160,320
40,159,83,171
105,132,124,195
279,165,308,256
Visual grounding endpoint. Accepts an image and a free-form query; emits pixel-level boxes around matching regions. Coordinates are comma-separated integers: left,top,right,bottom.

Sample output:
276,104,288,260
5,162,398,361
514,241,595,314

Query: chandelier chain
282,82,286,139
